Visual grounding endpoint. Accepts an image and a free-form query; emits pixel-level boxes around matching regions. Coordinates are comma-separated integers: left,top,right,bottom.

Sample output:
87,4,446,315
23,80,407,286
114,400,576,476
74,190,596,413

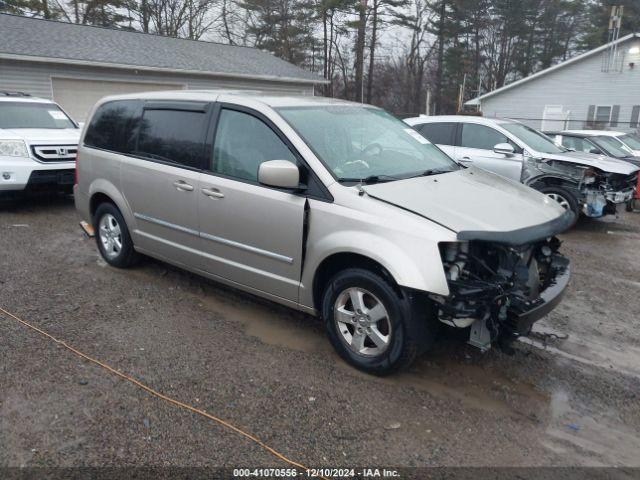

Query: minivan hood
363,167,568,238
0,128,80,144
531,150,639,175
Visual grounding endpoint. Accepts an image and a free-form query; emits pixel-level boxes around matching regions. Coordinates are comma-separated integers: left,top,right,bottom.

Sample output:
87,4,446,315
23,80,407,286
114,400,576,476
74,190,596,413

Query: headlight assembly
0,140,29,158
582,168,597,185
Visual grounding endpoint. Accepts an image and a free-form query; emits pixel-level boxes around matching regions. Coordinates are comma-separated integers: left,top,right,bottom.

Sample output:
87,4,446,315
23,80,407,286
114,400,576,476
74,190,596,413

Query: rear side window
417,122,456,145
84,100,141,153
136,108,208,169
460,123,509,150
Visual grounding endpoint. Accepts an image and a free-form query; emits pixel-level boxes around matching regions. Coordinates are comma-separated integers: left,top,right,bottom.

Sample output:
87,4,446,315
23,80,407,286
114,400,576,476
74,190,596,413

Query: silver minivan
75,91,571,374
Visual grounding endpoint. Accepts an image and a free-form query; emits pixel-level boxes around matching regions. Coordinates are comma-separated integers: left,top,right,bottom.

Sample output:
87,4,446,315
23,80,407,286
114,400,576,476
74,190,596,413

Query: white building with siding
466,33,640,132
0,14,325,121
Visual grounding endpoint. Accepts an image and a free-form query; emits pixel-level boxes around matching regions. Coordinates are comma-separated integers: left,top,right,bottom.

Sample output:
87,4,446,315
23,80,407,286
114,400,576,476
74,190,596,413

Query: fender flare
88,179,135,228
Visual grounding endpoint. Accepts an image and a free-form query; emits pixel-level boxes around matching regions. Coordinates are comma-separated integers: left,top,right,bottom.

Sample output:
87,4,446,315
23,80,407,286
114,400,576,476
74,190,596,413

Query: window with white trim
593,105,612,123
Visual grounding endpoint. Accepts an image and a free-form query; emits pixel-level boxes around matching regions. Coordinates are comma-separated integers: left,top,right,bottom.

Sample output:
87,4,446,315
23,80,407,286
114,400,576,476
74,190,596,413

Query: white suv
0,92,80,195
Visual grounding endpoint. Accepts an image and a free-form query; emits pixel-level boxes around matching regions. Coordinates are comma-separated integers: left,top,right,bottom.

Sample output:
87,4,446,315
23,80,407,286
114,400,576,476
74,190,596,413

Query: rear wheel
322,268,437,375
538,185,579,227
94,203,139,268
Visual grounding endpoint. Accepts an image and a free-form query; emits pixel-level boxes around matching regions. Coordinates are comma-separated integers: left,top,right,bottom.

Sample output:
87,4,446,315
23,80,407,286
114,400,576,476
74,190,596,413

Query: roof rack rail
0,91,32,97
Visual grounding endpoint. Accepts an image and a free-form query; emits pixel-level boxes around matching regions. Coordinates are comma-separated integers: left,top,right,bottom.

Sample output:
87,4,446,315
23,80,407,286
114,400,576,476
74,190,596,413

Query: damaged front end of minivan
430,220,571,351
522,156,638,217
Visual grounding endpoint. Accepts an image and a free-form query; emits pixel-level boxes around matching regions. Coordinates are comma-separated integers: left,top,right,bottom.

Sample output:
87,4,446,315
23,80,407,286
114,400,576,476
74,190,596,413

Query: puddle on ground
524,324,640,381
194,283,331,355
543,389,640,466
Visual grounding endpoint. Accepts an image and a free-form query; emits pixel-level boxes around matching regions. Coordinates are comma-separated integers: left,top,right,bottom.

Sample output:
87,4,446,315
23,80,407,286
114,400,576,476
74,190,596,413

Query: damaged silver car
405,115,639,225
76,92,572,375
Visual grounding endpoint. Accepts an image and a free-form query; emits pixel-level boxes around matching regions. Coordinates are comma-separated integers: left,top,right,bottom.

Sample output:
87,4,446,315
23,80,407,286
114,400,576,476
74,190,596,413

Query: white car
562,130,640,157
405,115,639,224
0,92,80,195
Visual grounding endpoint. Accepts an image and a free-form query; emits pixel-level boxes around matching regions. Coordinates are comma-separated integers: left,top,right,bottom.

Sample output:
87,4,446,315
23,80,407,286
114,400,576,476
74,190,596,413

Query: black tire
321,268,438,375
93,202,139,268
537,185,580,228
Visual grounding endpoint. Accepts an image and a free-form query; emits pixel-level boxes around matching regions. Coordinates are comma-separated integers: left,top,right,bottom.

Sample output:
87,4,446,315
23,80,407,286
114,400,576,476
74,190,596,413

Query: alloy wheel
333,287,391,357
99,213,123,259
546,192,571,210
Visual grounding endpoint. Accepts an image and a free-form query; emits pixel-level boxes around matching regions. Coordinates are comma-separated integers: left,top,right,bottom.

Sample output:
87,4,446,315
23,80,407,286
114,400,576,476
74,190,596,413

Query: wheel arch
312,252,402,312
87,179,134,229
526,174,580,191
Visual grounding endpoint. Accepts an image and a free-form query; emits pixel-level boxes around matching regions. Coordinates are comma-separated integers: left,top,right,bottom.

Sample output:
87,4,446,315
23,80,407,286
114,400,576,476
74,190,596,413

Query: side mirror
494,143,515,156
589,148,602,155
258,160,300,189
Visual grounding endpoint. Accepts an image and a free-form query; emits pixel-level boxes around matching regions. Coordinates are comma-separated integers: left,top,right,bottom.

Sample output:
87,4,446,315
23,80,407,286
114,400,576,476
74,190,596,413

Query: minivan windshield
0,102,76,129
277,106,458,182
501,122,566,154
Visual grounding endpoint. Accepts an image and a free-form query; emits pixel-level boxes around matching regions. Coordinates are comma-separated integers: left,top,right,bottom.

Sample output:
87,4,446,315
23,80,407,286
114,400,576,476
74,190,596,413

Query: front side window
460,123,509,150
561,136,599,154
500,122,565,154
212,109,297,182
277,106,457,182
136,108,207,169
84,100,141,153
417,122,456,146
0,102,76,129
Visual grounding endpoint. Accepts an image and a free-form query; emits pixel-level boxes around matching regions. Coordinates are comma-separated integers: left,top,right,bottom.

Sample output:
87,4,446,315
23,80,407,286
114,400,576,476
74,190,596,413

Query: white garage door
52,78,184,122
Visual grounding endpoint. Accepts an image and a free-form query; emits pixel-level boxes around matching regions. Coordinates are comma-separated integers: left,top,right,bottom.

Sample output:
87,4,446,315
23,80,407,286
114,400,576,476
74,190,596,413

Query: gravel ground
1,196,639,470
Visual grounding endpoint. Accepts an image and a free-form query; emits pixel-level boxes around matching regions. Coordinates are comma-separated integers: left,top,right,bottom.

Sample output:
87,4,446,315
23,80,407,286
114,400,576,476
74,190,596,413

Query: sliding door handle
202,187,225,199
173,180,194,192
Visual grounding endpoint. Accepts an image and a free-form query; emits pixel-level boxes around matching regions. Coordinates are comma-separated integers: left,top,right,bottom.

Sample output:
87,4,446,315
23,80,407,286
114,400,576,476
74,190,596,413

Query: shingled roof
0,14,325,84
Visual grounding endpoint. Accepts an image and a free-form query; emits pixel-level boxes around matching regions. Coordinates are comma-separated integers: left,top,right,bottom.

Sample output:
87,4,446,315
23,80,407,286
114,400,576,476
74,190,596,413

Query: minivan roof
96,89,364,108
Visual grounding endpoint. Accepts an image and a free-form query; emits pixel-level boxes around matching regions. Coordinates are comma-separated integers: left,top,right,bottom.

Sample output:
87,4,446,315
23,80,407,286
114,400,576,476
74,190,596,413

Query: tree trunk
221,0,234,44
322,9,329,94
42,0,51,19
366,0,378,104
434,0,446,114
354,0,367,102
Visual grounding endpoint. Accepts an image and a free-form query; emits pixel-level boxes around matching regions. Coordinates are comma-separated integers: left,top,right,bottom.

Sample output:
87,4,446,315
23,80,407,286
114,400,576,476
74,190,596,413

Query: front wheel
538,186,580,228
322,268,437,375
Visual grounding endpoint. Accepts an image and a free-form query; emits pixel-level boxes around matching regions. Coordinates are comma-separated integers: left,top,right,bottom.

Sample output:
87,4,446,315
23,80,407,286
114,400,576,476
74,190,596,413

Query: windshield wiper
409,168,453,178
339,174,402,184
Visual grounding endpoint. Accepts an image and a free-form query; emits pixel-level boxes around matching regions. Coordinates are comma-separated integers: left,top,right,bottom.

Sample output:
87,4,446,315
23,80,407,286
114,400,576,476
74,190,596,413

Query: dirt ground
1,196,639,471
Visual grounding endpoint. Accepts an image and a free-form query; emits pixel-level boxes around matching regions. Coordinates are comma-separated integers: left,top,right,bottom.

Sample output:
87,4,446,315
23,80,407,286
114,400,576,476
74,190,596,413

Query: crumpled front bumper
583,188,635,217
507,256,570,334
434,246,571,350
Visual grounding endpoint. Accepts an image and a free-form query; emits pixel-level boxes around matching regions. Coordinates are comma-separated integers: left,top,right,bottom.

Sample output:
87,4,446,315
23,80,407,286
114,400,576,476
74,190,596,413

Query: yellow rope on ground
0,306,325,477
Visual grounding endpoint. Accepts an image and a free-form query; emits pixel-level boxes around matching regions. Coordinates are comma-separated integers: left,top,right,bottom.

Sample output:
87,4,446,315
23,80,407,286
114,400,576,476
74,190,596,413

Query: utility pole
425,88,431,115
